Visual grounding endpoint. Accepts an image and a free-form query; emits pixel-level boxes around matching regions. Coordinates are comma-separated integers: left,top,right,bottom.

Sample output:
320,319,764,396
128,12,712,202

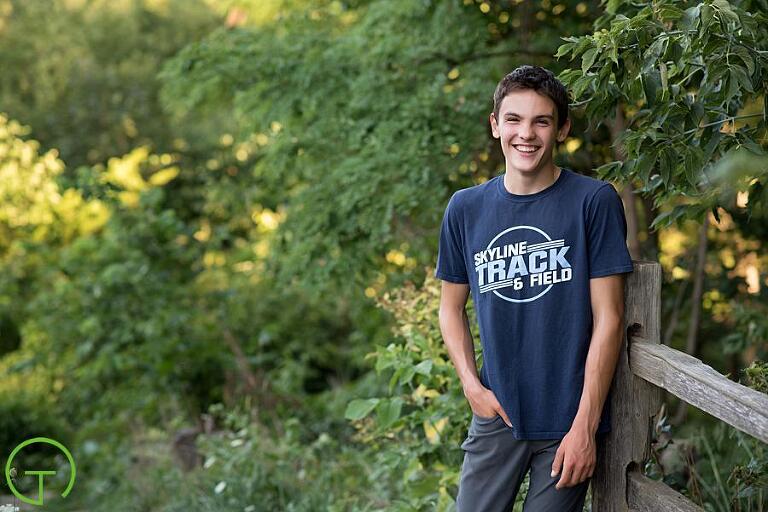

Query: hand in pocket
466,384,513,428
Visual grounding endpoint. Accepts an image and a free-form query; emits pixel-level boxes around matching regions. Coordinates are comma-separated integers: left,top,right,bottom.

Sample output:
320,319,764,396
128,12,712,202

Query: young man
435,65,633,511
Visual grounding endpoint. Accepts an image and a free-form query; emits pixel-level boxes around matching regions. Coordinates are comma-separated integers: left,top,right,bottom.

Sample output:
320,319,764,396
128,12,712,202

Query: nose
518,123,535,140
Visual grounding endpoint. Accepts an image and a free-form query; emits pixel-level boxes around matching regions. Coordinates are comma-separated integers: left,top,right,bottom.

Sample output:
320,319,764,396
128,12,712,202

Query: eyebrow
503,113,555,120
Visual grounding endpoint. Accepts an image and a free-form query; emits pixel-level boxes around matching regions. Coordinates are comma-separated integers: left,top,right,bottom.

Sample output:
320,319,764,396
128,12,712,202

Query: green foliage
29,188,216,418
0,0,220,168
159,408,378,511
46,402,404,512
742,360,768,393
556,0,768,227
158,0,596,293
0,111,394,508
1,0,766,510
0,313,21,356
0,392,67,467
0,112,110,395
645,364,768,510
0,113,81,250
341,271,486,509
692,422,767,511
721,301,768,358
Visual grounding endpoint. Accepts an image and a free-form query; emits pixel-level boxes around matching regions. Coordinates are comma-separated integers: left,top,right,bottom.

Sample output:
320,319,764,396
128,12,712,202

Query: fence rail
592,260,768,511
631,339,768,444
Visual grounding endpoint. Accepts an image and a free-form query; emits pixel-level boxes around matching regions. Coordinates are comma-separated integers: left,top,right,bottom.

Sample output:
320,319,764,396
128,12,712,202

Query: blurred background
0,0,766,510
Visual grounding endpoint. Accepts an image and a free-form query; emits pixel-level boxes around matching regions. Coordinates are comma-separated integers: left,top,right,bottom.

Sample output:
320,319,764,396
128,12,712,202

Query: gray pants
456,413,590,512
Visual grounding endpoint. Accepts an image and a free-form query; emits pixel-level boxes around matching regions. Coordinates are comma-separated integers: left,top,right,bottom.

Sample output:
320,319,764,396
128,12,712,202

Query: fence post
592,260,663,511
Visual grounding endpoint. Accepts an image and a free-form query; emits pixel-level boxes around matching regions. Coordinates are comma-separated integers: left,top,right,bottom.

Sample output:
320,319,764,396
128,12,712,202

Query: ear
557,117,571,142
489,112,500,138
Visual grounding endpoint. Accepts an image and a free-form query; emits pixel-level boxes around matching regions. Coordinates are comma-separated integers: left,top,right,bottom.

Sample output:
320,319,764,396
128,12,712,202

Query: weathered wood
630,340,768,444
593,260,663,512
627,470,703,512
592,258,768,510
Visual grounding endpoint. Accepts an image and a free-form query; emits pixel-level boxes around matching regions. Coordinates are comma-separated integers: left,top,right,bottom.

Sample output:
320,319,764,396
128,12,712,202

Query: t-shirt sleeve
586,184,635,278
434,193,469,284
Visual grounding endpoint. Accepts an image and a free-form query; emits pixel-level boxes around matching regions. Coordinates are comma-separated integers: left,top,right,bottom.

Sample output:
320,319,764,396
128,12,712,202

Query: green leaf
642,38,666,73
641,69,661,106
572,73,593,99
345,398,380,420
658,147,673,186
389,367,402,393
681,4,701,30
663,40,683,63
651,204,688,230
637,173,664,194
657,5,684,21
581,47,598,73
605,0,622,14
414,359,433,376
595,161,622,181
712,0,740,25
608,43,619,66
555,42,575,59
635,151,658,183
702,127,725,162
408,473,442,498
740,138,765,155
732,45,755,75
400,365,416,386
649,209,673,230
701,4,715,30
375,397,403,428
689,101,706,129
558,68,582,85
684,146,704,187
730,66,754,94
659,63,668,98
573,37,593,56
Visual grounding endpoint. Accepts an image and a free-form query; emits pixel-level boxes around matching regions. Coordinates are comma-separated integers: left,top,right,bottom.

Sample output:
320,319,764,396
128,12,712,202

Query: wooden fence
592,260,768,511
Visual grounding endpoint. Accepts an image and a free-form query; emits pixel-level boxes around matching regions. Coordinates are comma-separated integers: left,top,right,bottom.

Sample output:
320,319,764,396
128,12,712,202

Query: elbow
593,309,623,334
438,303,465,324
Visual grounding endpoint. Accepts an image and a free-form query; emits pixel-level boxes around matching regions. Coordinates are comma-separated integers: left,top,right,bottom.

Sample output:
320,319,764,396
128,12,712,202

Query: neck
503,166,561,195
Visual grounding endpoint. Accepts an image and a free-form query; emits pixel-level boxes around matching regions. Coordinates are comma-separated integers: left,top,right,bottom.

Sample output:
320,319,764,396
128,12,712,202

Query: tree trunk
607,103,641,259
641,194,660,261
662,277,689,347
621,185,641,260
672,214,709,425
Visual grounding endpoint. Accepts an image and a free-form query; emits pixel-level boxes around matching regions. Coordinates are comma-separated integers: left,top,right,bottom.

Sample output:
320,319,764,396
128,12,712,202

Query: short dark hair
492,65,569,129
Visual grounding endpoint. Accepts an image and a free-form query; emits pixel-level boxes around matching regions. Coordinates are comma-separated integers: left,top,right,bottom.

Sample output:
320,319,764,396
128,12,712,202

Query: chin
507,162,542,172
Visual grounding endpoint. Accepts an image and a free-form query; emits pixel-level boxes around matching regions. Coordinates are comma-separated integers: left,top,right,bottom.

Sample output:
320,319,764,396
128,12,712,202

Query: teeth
514,145,538,153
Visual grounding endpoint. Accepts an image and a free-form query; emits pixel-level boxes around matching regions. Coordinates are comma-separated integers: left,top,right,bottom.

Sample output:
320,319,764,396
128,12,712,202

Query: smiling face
489,89,571,178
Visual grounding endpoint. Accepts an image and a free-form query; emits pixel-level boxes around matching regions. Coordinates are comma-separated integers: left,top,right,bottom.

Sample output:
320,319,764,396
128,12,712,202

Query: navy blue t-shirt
435,168,634,440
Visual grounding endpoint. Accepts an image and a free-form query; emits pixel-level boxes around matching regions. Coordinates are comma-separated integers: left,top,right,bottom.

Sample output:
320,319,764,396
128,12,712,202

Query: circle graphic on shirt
472,225,572,303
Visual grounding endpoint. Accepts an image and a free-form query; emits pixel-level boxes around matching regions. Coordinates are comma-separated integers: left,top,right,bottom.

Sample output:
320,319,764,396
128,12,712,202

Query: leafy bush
344,270,483,509
51,403,401,512
0,392,67,462
0,392,73,499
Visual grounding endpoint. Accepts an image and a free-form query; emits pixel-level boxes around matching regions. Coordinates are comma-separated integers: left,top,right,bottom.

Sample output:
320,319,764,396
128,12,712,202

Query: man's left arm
552,273,626,489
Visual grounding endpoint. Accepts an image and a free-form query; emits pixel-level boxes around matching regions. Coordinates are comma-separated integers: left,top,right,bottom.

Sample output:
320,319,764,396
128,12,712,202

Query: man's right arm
438,281,511,424
438,281,480,394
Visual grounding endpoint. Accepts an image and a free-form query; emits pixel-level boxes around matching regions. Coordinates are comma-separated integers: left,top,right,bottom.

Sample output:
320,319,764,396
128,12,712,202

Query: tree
556,0,768,228
159,0,604,294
